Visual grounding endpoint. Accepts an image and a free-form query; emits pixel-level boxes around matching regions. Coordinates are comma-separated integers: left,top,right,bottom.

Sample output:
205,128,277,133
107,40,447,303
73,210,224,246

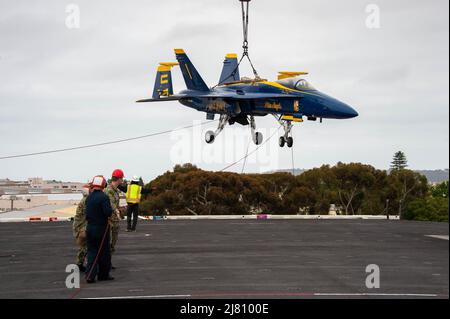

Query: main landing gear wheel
205,131,215,144
273,114,295,148
286,136,293,148
279,136,293,148
249,115,263,145
253,132,263,145
205,114,229,144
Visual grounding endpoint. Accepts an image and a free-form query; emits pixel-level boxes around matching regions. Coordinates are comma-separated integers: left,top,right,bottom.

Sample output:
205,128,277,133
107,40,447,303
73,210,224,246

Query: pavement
0,204,75,219
0,219,448,299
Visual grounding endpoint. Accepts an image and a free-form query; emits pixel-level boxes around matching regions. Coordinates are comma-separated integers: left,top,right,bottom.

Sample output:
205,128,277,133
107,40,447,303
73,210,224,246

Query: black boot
98,276,115,281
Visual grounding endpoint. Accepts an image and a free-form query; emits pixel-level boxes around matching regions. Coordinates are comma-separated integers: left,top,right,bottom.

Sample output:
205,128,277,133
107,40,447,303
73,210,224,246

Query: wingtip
225,53,238,59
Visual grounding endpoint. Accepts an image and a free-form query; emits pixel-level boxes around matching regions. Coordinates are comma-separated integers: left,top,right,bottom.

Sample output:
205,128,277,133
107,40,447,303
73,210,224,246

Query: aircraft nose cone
345,105,359,118
335,101,358,119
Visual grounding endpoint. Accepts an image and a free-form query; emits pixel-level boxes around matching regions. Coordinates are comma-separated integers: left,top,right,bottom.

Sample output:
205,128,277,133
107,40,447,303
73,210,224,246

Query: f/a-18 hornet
137,49,358,148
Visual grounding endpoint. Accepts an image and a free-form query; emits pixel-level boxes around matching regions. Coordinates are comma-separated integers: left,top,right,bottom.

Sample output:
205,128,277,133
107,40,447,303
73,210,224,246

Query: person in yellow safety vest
125,176,151,232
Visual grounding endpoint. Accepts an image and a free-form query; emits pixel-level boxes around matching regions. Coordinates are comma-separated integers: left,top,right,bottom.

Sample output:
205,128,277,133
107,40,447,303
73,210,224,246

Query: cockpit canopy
276,76,316,91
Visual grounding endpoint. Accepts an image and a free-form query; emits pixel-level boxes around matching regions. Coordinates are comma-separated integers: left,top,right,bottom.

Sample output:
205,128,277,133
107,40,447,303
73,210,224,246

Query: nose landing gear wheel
279,136,285,148
286,136,294,148
205,131,215,144
253,132,263,145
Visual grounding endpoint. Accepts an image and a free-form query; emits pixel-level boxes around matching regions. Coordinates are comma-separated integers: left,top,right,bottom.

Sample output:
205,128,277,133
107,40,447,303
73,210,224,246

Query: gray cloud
0,0,448,182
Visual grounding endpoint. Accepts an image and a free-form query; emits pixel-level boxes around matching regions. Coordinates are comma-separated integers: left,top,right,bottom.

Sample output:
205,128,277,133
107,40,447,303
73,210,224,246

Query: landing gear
286,136,293,148
274,115,294,148
205,114,264,145
250,115,263,145
205,114,229,144
205,131,215,144
278,136,293,148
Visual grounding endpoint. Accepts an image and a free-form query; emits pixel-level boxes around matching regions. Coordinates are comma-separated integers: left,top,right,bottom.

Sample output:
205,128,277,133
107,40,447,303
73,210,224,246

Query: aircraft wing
136,95,186,103
190,92,300,100
136,92,299,103
227,93,298,100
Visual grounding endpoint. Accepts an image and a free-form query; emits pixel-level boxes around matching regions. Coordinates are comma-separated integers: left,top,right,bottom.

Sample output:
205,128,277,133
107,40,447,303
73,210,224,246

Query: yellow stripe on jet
281,115,303,122
226,53,238,59
261,82,323,98
185,64,193,80
157,62,179,72
174,48,185,54
278,71,309,80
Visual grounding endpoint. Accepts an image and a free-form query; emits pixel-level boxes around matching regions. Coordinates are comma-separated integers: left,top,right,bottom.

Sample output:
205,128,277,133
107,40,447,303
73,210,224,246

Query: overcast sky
0,0,448,182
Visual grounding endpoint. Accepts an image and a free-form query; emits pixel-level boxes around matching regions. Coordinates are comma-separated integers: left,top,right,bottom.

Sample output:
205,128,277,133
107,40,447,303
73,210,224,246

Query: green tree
387,169,428,218
430,181,449,198
391,151,408,171
332,163,377,215
296,165,337,214
403,197,449,222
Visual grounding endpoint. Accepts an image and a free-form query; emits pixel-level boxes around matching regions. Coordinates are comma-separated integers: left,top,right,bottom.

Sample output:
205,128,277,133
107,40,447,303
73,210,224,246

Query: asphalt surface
0,220,448,299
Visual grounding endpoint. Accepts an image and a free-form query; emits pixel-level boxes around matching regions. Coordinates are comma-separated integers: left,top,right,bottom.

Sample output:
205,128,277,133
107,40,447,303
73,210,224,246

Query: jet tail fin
174,49,209,92
219,53,240,84
152,62,179,99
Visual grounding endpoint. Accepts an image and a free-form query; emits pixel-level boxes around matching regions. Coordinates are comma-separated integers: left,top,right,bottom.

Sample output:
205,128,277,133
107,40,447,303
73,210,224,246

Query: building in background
27,177,84,191
0,177,85,195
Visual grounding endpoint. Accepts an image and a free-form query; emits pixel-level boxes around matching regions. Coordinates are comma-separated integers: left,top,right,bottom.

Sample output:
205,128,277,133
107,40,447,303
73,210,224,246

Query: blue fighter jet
137,49,358,148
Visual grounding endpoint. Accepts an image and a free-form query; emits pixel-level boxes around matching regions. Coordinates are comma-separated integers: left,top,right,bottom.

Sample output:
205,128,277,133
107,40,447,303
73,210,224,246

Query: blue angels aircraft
137,49,358,147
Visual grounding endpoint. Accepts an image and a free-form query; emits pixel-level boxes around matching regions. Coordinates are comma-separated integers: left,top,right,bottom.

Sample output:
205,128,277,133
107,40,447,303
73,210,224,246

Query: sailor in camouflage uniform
72,184,91,272
104,169,125,258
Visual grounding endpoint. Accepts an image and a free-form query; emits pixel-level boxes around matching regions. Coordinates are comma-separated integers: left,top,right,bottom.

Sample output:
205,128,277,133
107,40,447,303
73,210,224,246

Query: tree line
139,162,448,222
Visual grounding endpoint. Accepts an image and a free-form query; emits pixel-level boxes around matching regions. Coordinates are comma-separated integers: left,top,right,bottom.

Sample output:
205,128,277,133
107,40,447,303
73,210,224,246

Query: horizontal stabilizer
136,95,184,103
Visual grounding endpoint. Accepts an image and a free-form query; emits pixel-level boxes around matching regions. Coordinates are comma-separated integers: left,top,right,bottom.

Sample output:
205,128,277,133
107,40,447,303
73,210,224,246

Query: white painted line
314,293,439,297
138,215,397,221
86,294,191,299
85,292,440,299
0,217,71,223
426,235,449,241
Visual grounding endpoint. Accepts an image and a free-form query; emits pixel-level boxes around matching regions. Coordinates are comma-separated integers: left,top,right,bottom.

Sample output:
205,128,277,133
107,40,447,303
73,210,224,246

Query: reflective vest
126,184,142,204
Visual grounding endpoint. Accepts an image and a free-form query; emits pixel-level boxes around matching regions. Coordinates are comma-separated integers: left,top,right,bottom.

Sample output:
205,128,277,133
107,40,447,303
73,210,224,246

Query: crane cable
241,138,251,173
213,0,259,87
220,125,282,172
0,120,216,160
240,0,259,79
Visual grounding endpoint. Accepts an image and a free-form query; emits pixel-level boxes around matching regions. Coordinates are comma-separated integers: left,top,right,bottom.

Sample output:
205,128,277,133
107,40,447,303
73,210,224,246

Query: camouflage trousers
110,222,120,255
76,243,87,265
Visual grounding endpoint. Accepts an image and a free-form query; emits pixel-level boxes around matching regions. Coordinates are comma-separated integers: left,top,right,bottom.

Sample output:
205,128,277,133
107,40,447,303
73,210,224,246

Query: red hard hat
112,169,124,179
91,176,106,189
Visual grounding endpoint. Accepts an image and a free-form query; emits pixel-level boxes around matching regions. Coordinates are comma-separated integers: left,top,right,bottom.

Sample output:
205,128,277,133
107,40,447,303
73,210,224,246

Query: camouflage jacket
105,184,121,222
73,196,87,236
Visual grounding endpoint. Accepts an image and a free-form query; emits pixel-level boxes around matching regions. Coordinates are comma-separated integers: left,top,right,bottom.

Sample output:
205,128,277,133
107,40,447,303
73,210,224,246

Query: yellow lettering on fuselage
207,100,226,112
294,100,300,112
264,101,282,111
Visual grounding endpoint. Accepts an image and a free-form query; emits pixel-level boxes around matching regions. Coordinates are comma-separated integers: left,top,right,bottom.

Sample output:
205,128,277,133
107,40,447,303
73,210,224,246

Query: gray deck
0,219,448,299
